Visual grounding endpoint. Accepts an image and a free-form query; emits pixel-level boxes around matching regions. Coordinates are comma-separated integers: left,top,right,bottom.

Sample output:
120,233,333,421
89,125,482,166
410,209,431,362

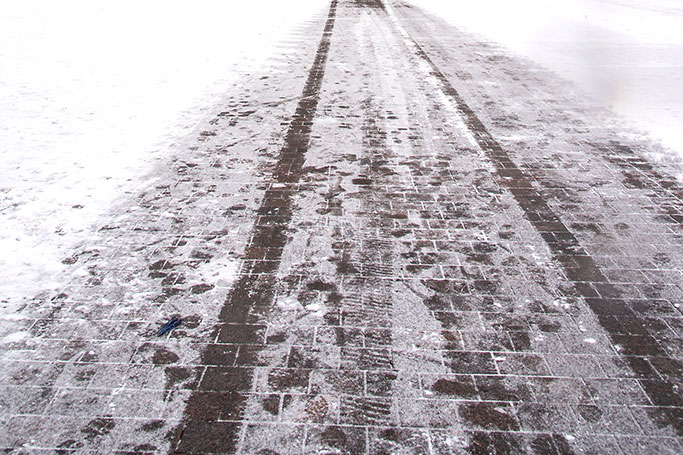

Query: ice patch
196,256,238,287
304,303,325,317
277,297,303,312
1,331,30,344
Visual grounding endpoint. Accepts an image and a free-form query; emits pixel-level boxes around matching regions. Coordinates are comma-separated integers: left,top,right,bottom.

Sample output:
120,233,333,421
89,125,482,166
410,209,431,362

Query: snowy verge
405,0,683,164
0,0,328,309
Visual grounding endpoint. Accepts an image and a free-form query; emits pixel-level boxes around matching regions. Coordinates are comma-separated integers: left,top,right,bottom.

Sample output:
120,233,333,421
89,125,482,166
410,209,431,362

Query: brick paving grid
222,1,682,453
1,0,682,454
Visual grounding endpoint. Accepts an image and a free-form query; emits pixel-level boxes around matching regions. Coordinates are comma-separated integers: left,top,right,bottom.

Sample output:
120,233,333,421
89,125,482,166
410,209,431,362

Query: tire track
385,1,683,436
169,1,339,453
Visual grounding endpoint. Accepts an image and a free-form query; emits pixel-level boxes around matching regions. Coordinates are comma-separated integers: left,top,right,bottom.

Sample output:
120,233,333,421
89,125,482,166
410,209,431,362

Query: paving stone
1,0,682,453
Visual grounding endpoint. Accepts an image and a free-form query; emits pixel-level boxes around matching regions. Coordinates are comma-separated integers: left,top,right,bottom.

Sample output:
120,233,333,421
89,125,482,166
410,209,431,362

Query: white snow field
408,0,683,162
0,0,328,309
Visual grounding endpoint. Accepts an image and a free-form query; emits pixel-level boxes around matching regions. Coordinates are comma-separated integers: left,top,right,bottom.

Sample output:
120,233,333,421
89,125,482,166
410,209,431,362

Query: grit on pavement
2,0,683,453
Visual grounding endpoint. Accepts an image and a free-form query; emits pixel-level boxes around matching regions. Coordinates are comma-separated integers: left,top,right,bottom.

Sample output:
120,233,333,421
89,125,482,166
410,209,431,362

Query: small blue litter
157,316,182,336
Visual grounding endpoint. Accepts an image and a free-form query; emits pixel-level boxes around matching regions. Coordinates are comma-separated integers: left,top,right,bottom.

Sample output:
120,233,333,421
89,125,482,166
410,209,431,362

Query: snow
407,0,683,160
0,331,30,345
0,0,327,308
2,0,680,312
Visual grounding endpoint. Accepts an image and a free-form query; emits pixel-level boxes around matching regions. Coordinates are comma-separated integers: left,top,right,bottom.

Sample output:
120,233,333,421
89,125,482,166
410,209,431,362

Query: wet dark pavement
1,0,682,453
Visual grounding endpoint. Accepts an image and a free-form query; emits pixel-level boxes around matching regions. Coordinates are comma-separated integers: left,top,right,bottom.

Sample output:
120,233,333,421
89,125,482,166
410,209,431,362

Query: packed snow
408,0,683,161
0,0,327,309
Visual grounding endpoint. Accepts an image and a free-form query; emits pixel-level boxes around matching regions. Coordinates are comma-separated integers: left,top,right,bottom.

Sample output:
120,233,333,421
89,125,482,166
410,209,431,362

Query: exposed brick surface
1,0,682,453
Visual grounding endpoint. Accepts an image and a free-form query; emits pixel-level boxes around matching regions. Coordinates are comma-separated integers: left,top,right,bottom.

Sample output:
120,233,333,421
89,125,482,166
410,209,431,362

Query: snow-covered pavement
0,0,328,309
409,0,683,163
1,0,682,453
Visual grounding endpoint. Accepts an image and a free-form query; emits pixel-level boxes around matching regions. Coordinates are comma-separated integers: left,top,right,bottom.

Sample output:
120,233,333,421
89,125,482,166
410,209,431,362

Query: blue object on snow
157,316,182,336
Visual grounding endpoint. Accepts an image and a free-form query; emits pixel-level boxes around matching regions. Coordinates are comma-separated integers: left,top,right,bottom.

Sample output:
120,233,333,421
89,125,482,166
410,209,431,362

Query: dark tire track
398,14,683,436
169,1,339,453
